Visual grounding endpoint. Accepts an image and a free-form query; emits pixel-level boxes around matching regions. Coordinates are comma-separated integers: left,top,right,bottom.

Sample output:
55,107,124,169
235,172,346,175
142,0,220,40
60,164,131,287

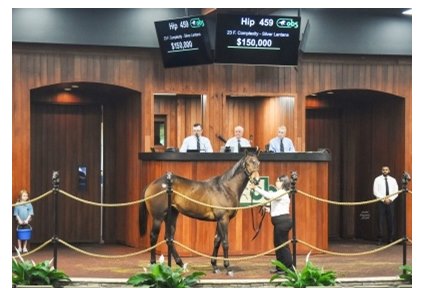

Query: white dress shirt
179,135,213,152
225,137,251,153
269,137,296,152
254,187,290,217
373,174,399,202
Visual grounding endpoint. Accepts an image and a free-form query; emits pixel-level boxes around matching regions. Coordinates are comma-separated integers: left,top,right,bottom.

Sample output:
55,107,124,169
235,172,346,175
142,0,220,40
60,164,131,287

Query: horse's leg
218,217,232,275
211,223,222,273
150,217,163,264
167,208,184,267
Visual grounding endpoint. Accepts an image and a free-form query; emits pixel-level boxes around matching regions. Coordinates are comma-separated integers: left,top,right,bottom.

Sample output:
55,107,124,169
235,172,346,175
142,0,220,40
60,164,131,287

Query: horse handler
250,175,293,274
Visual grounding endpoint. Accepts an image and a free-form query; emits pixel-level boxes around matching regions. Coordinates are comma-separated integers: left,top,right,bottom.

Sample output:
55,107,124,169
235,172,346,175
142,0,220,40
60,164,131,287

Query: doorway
306,89,405,241
30,82,141,244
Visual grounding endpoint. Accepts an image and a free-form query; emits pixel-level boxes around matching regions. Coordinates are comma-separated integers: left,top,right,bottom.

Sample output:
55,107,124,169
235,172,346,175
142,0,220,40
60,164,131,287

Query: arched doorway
30,82,141,244
306,89,405,241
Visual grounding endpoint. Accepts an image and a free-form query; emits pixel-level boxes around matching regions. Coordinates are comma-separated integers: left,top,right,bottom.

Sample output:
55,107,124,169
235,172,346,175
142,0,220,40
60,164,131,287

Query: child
13,189,34,253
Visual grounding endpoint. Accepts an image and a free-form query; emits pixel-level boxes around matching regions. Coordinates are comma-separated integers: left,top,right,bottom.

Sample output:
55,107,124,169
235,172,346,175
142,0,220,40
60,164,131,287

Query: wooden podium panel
139,152,330,256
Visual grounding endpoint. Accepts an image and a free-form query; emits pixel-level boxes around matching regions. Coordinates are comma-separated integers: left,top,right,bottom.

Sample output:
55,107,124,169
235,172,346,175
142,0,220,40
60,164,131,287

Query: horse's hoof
226,270,234,277
176,260,184,267
212,267,221,274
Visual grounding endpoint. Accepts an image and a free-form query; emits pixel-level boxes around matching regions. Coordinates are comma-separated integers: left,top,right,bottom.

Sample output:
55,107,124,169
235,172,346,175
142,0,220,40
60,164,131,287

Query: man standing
180,123,213,152
373,166,399,245
224,125,251,153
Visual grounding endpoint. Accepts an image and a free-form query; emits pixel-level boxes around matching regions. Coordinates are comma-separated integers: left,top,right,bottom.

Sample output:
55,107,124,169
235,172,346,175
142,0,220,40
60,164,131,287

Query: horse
139,150,260,273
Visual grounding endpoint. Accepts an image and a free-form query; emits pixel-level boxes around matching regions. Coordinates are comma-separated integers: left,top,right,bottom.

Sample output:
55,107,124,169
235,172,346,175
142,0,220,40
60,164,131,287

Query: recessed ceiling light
71,85,79,89
64,87,72,91
402,9,412,16
326,91,334,95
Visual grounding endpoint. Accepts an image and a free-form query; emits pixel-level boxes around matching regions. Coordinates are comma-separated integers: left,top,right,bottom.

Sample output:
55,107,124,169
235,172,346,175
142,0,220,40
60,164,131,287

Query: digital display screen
155,15,213,68
215,14,301,66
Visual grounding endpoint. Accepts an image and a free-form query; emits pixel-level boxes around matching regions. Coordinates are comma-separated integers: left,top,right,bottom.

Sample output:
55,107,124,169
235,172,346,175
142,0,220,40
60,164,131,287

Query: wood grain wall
12,43,412,247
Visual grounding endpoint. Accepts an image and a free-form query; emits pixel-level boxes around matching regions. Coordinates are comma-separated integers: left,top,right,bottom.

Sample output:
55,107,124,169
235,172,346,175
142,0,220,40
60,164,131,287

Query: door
30,103,102,243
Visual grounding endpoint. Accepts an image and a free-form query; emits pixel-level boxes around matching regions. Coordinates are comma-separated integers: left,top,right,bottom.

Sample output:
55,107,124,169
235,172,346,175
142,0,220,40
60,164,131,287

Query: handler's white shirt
254,187,290,217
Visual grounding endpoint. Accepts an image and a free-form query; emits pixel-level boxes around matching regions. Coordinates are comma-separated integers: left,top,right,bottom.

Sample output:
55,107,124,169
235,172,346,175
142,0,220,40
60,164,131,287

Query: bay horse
139,150,260,273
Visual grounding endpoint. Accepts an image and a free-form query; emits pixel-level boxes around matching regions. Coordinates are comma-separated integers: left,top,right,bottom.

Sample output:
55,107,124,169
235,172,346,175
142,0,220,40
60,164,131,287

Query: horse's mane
218,155,246,182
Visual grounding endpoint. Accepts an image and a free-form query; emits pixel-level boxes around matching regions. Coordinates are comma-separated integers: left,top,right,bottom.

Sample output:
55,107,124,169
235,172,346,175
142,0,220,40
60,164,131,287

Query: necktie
237,139,241,152
196,135,200,151
280,138,284,152
385,176,389,196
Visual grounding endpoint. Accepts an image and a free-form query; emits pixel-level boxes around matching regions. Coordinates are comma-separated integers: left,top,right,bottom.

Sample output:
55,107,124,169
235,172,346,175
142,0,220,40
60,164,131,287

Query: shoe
17,248,22,253
22,248,28,253
269,268,284,275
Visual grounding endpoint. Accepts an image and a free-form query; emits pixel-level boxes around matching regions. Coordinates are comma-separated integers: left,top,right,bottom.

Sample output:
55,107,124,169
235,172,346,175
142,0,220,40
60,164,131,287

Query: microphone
216,134,227,143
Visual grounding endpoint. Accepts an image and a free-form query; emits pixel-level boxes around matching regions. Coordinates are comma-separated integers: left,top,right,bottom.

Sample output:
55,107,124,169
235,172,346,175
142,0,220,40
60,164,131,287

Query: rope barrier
173,189,290,210
173,239,291,262
12,238,53,259
58,189,166,207
12,190,54,207
57,238,166,258
297,189,404,206
297,238,404,256
14,186,410,211
11,236,412,264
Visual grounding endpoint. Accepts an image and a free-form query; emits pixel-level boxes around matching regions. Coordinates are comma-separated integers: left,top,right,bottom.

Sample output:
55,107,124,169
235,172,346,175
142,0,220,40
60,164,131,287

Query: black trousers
378,202,395,242
271,214,293,269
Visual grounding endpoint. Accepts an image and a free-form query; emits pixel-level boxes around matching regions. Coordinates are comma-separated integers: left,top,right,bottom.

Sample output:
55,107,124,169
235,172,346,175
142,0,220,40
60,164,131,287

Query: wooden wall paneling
13,44,412,247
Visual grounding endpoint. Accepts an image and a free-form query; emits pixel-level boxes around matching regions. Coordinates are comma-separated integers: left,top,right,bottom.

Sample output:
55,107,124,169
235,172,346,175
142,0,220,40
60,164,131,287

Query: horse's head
243,150,260,184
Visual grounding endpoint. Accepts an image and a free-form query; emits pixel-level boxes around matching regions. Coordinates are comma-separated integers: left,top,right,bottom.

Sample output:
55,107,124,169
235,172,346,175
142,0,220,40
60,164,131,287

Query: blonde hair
18,189,29,202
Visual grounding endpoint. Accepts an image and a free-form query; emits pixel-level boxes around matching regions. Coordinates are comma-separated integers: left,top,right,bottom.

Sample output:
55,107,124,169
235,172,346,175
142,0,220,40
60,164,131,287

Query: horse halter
243,157,260,185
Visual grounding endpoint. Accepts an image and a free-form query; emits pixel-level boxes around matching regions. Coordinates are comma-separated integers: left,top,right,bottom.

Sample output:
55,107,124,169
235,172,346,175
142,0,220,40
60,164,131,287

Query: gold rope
172,189,290,210
12,190,54,207
57,238,166,258
297,189,404,206
173,239,291,261
58,189,166,207
12,238,53,259
297,238,404,256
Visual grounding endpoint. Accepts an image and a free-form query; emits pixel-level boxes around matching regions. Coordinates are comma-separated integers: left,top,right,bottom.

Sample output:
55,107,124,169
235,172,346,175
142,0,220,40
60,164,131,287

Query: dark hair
278,175,291,191
193,123,202,129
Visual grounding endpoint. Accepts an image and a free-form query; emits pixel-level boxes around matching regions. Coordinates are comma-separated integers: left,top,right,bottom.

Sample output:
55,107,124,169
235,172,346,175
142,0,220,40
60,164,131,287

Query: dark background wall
12,8,411,55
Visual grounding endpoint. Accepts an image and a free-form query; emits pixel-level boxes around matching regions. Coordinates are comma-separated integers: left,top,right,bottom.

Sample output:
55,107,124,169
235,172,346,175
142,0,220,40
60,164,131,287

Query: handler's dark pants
378,202,395,243
271,214,293,269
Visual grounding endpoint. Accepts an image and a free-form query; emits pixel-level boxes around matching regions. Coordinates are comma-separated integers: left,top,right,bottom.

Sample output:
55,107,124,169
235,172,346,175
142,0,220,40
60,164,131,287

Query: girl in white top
251,175,293,273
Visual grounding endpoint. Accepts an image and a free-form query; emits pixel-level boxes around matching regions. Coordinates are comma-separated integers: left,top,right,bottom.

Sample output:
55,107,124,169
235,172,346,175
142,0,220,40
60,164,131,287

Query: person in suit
373,166,399,245
268,125,295,152
180,123,213,152
224,125,251,153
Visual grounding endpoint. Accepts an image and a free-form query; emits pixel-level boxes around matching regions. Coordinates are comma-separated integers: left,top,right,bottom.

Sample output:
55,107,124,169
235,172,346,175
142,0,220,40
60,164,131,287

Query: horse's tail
139,191,148,236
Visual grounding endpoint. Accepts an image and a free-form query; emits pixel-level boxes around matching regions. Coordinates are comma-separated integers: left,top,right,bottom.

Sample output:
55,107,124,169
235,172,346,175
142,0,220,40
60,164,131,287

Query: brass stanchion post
290,171,298,267
52,171,60,269
166,172,173,267
401,171,411,271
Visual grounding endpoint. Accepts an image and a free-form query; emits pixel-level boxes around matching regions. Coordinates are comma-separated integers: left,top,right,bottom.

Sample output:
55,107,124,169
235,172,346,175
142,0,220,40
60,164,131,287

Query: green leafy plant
12,250,71,287
399,264,412,284
127,255,205,288
270,252,337,288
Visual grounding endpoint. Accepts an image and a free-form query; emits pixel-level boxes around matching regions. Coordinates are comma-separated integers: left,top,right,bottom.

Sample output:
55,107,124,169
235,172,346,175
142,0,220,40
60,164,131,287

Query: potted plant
399,264,412,284
270,252,337,288
127,255,205,288
12,249,71,287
